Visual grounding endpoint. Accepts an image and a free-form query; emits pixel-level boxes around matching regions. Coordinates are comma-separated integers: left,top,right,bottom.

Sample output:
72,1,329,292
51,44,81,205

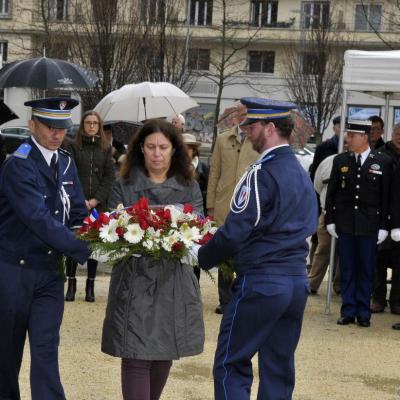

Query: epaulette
58,147,71,157
13,143,32,159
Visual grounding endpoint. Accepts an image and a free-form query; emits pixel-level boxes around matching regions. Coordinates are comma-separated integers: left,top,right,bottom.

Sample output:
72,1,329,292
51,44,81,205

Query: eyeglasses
84,121,99,126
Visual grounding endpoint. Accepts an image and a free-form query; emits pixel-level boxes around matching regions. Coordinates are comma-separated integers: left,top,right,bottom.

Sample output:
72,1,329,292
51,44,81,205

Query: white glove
377,229,389,245
391,228,400,242
180,244,201,266
326,224,338,239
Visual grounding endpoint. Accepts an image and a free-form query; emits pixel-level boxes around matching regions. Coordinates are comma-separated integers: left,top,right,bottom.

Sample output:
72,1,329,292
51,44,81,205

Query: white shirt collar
258,144,289,161
31,136,58,166
355,147,371,166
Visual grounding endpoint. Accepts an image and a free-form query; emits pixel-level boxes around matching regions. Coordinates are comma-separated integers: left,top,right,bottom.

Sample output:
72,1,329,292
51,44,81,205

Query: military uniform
325,146,391,324
0,98,89,400
198,98,318,400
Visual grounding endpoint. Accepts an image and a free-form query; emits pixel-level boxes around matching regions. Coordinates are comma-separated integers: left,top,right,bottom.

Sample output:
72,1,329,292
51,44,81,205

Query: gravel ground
19,266,400,400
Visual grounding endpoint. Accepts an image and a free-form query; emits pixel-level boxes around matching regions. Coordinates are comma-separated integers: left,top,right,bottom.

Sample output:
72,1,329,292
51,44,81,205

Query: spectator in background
168,113,185,134
207,102,259,314
103,123,126,169
182,132,209,282
65,111,115,303
371,123,400,314
308,116,343,273
390,162,400,330
0,133,6,164
369,115,385,150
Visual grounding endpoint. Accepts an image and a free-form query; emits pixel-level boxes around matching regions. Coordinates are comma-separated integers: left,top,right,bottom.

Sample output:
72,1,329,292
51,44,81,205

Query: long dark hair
120,119,193,184
74,110,109,152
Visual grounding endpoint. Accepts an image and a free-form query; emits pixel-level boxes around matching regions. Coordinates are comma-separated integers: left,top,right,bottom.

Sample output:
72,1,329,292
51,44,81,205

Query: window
348,106,381,120
0,42,7,65
0,0,9,16
188,0,212,26
301,53,318,75
250,1,278,27
301,1,329,29
188,48,210,71
248,51,275,73
140,0,167,24
48,0,68,21
355,4,382,31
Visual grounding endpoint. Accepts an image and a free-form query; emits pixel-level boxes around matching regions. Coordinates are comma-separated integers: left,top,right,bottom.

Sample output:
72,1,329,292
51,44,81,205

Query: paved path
20,268,400,399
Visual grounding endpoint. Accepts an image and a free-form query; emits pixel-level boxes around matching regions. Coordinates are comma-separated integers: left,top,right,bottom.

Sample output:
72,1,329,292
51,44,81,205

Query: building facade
1,0,400,135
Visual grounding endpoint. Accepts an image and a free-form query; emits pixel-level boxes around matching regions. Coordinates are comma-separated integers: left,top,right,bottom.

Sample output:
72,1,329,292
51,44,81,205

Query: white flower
99,220,119,243
124,223,145,244
143,239,154,250
179,223,202,247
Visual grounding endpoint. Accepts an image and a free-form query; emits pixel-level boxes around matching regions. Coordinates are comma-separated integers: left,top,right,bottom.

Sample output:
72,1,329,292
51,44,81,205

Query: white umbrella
94,81,198,123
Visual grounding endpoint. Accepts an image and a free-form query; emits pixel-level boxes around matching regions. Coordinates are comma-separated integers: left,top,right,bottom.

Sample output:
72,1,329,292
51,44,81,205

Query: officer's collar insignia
13,143,32,159
341,166,349,173
237,185,250,207
371,163,380,170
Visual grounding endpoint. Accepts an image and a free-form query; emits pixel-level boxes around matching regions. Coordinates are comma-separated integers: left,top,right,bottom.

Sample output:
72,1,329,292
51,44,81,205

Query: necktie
50,153,58,179
356,154,362,168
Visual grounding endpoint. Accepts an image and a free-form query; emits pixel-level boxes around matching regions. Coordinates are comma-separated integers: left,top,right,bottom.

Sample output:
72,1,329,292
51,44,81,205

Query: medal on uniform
341,177,346,189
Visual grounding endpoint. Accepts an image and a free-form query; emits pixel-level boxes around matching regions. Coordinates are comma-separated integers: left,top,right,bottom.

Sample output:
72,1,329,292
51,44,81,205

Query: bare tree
282,8,353,143
12,0,194,110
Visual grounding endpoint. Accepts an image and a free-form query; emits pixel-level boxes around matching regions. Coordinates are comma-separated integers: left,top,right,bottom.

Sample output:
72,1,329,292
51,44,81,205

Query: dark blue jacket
198,146,318,275
0,138,89,268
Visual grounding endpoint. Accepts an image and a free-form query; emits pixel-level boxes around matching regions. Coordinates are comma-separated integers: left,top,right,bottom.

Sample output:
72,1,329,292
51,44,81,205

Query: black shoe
370,302,385,313
85,279,95,302
310,289,318,295
337,316,355,325
357,320,370,327
65,278,77,302
215,305,223,315
392,322,400,330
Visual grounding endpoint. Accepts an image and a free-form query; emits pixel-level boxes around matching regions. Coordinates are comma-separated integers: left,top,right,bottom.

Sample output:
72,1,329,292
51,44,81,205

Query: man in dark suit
369,115,385,150
0,98,90,400
325,120,391,327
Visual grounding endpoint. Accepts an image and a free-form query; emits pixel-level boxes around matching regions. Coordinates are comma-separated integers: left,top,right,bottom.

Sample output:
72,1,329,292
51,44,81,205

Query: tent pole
384,92,391,142
325,89,348,314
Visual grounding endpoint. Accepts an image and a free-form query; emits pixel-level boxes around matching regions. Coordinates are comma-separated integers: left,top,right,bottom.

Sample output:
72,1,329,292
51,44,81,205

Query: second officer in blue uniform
325,120,391,327
0,98,90,400
198,98,318,400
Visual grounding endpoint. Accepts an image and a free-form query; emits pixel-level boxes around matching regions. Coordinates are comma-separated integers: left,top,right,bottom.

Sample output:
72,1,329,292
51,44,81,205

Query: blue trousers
0,261,66,400
338,233,377,322
213,273,309,400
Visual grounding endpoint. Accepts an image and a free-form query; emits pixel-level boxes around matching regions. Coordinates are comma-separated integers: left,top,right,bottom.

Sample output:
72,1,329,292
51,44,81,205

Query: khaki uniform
206,126,259,225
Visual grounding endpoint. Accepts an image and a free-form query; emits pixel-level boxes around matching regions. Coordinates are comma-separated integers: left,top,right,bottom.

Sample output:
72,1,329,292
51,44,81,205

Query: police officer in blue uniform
0,98,90,400
197,98,318,400
325,120,391,327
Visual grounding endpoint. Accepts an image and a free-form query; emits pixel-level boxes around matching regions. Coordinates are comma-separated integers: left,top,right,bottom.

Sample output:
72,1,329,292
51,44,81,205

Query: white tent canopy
343,49,400,97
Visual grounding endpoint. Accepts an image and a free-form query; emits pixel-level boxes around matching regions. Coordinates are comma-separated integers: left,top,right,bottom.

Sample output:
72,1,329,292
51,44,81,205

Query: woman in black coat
65,110,115,302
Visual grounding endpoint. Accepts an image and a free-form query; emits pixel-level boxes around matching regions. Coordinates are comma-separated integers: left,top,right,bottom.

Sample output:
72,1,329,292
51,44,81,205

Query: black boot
65,278,77,302
85,278,95,302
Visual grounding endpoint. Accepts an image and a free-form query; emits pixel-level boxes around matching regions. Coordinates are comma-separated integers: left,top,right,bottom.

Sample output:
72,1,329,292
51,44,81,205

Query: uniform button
358,167,361,171
55,210,59,215
44,195,47,199
19,259,25,265
354,206,358,210
357,175,360,178
355,195,359,199
48,250,52,255
356,185,360,189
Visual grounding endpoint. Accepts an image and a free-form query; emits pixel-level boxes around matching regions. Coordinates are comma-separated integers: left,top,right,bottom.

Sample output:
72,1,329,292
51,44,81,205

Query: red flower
183,203,193,214
198,232,213,245
172,242,183,252
139,219,150,230
116,227,125,237
99,213,110,225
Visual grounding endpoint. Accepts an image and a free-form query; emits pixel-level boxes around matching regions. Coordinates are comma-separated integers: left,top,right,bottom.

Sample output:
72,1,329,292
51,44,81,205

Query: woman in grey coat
101,119,205,400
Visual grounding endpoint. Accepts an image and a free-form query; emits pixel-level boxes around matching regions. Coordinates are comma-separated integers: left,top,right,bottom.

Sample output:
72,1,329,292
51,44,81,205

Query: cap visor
240,118,256,127
35,116,72,129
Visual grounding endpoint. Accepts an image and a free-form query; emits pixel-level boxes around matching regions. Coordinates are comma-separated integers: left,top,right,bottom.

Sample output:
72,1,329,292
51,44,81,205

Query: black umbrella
0,101,19,125
0,57,98,90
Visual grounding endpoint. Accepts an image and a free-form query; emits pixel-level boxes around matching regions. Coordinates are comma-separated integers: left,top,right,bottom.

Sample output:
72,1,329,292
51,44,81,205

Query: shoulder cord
230,163,262,226
60,186,71,225
230,154,275,227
